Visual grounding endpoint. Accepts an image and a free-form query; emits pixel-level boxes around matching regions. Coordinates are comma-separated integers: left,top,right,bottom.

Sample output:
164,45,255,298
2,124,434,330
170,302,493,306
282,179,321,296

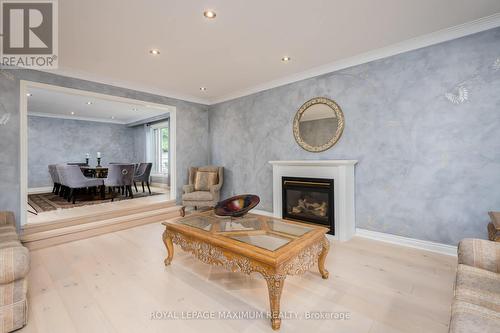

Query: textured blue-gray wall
0,70,209,225
28,116,141,188
208,28,500,245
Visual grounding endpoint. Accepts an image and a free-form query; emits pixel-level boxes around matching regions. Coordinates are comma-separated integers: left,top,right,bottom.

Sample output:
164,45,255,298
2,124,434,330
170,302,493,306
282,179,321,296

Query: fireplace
282,176,334,234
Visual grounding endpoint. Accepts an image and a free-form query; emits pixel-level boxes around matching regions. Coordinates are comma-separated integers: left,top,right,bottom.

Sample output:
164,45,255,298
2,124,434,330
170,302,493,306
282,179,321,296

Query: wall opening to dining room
19,81,177,226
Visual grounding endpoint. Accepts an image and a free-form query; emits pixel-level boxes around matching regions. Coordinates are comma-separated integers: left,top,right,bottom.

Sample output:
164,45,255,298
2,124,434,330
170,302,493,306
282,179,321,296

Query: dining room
23,83,178,242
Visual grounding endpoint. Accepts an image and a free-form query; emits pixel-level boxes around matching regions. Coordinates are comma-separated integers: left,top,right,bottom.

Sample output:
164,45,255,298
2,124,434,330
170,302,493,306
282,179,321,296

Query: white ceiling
27,86,171,124
55,0,500,104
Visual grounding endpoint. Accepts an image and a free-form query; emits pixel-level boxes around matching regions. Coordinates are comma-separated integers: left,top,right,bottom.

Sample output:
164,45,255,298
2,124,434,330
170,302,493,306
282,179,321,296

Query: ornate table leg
162,230,174,266
263,274,286,330
318,237,330,279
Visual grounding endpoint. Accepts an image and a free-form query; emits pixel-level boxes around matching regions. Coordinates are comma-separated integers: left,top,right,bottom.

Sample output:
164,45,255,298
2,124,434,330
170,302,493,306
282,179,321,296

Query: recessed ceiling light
132,108,138,111
203,10,216,19
149,49,160,55
200,87,207,91
111,116,115,119
26,93,32,97
86,101,93,105
281,56,291,62
71,112,75,115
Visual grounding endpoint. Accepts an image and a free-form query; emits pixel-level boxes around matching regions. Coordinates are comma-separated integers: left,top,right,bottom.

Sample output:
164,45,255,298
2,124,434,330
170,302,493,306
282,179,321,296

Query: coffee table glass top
172,212,314,251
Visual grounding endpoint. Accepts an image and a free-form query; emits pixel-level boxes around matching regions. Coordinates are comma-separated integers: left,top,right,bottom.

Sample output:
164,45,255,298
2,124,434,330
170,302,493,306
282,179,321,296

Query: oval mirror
293,97,344,152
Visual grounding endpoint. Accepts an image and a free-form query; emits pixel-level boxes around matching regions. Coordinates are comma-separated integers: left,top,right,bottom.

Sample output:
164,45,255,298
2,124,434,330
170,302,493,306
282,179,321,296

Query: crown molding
36,68,211,106
210,13,500,104
32,13,500,106
28,111,128,124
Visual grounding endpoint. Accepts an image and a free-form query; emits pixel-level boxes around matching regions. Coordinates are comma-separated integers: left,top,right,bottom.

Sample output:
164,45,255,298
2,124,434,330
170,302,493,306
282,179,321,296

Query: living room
0,1,499,332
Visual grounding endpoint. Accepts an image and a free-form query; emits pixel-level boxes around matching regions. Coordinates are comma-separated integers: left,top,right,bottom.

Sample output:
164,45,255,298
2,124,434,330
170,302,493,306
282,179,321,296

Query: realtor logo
0,0,58,68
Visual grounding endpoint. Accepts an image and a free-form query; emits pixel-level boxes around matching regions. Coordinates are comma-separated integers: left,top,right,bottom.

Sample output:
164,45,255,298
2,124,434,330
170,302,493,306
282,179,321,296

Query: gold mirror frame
293,97,345,152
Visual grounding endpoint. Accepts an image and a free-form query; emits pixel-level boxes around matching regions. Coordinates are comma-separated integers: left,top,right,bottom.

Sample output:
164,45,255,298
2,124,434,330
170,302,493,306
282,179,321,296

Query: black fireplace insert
282,176,334,235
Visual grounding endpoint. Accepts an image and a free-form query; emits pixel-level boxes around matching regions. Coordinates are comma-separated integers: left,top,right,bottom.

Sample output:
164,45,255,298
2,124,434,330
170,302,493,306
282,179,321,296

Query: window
150,121,169,176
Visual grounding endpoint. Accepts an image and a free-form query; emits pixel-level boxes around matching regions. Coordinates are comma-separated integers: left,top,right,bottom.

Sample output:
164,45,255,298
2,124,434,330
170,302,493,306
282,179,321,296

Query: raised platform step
24,196,175,234
22,205,181,250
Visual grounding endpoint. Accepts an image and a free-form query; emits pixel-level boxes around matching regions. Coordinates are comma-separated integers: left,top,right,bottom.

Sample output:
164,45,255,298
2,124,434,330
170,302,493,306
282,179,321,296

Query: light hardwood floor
20,222,456,333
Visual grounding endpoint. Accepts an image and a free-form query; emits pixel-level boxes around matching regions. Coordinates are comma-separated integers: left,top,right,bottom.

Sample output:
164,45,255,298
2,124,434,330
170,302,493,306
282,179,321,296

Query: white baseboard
150,182,170,189
356,228,457,256
250,209,457,256
28,186,53,194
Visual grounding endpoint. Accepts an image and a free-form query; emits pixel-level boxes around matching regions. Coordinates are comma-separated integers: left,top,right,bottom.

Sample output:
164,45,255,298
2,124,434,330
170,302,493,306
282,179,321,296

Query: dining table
80,166,109,178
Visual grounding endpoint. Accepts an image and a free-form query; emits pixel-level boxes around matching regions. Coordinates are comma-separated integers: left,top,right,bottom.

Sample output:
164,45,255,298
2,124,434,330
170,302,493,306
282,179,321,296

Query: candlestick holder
97,157,101,167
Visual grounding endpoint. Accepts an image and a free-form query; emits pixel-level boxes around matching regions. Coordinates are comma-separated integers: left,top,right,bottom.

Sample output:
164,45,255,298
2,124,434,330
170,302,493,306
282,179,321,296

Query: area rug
28,191,161,213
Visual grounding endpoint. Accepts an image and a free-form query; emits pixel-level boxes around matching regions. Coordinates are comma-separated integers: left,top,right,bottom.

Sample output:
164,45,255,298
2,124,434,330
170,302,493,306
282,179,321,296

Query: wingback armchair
181,166,223,216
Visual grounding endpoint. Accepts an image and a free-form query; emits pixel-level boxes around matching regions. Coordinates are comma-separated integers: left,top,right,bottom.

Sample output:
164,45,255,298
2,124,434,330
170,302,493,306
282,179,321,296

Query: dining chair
134,163,153,195
55,164,68,198
104,164,135,201
48,164,61,194
56,165,104,204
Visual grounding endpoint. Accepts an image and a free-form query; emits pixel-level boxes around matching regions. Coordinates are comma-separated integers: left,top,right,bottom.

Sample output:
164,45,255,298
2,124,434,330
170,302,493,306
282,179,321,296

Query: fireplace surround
269,160,357,241
282,176,335,234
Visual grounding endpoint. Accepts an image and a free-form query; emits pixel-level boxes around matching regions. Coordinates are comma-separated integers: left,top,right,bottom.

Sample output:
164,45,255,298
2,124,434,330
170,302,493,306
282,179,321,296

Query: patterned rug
28,191,161,213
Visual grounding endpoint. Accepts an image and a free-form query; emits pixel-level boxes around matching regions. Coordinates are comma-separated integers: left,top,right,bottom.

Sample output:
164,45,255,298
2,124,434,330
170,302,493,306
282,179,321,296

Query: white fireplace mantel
269,160,358,241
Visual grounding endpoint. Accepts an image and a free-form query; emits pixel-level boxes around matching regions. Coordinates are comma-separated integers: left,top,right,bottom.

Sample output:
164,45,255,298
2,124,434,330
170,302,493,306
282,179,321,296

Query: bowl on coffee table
214,194,260,218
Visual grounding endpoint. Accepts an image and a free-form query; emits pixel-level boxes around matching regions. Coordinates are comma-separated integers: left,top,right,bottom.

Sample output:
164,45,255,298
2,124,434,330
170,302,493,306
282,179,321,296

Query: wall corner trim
356,228,458,256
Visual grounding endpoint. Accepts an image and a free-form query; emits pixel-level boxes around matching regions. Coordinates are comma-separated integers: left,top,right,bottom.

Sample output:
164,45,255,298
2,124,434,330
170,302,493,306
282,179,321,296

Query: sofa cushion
455,264,500,312
449,300,500,333
194,171,218,191
183,191,214,202
458,239,500,273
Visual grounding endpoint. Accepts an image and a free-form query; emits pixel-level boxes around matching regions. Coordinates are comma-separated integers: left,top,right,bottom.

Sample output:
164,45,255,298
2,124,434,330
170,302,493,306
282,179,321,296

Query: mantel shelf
269,160,358,166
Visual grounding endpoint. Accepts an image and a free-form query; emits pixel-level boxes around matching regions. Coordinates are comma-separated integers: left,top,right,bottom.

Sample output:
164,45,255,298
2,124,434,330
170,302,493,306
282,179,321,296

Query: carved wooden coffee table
162,211,330,330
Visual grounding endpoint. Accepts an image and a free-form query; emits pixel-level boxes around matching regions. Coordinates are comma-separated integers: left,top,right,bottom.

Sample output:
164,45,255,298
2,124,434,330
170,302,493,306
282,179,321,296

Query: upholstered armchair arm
0,211,15,226
0,246,30,284
458,238,500,273
209,183,222,195
183,184,195,194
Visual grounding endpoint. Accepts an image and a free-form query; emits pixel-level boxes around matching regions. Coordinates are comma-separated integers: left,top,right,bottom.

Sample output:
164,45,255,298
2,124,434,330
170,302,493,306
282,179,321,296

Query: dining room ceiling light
26,93,32,97
71,112,75,115
203,10,216,19
200,87,207,91
86,101,93,105
281,56,291,62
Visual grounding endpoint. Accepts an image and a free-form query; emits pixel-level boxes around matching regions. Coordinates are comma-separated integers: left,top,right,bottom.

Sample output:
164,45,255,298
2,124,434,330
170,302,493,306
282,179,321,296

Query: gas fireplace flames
291,198,327,217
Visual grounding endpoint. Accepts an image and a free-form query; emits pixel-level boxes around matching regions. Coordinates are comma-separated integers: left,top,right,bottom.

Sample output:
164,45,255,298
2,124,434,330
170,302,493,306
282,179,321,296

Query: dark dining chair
56,165,104,204
134,163,153,195
104,164,135,201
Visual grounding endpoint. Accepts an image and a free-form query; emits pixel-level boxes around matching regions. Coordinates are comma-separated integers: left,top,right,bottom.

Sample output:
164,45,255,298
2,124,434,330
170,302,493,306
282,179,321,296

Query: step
22,205,181,250
23,197,176,235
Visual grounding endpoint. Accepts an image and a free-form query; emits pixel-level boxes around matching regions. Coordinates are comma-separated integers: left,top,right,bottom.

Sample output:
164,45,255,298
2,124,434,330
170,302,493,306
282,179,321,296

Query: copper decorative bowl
214,194,260,218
